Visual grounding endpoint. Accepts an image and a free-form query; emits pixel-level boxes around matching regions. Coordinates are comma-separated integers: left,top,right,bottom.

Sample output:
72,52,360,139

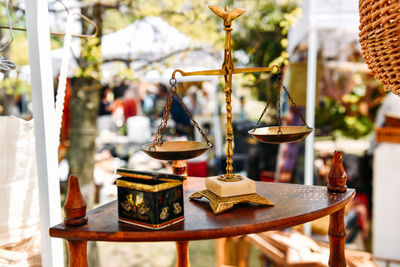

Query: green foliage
1,1,28,66
0,77,30,95
316,97,374,139
126,0,223,47
4,0,298,100
315,72,380,139
8,33,29,66
103,9,135,34
341,115,373,138
75,38,103,79
229,1,300,100
130,0,300,101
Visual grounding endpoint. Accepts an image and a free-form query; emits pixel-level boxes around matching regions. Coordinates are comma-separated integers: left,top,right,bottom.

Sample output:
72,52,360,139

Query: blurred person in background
156,83,191,136
122,82,141,121
238,95,246,121
97,85,117,134
183,85,205,116
99,86,114,117
142,85,158,116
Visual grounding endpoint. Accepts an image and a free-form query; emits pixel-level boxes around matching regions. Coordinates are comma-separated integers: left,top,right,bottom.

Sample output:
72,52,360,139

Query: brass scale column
171,6,276,213
220,5,237,182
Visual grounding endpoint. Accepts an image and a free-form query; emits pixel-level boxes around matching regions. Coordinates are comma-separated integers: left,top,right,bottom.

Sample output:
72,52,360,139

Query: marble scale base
189,174,274,214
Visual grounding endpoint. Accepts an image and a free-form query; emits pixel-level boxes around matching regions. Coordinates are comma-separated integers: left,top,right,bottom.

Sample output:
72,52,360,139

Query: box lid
116,168,184,182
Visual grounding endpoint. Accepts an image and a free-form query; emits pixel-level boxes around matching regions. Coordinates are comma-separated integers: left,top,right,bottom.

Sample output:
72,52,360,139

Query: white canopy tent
102,16,191,61
49,16,221,83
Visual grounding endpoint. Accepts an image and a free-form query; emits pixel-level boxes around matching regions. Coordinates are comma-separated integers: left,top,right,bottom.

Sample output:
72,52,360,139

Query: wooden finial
64,174,88,226
327,151,348,193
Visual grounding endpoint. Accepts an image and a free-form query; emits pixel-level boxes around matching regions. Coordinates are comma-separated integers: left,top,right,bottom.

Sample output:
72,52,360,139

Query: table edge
49,189,355,242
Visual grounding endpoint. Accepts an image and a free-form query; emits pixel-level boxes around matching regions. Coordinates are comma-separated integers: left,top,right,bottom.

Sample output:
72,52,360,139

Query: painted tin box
116,168,184,229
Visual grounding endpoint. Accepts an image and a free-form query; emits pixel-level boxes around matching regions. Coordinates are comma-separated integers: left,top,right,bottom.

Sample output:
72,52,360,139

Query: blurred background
1,0,399,266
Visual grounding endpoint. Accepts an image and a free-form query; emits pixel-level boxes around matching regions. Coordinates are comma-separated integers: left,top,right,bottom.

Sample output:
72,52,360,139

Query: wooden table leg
67,240,88,267
216,237,248,267
328,207,346,267
237,236,250,267
327,151,348,267
175,241,190,267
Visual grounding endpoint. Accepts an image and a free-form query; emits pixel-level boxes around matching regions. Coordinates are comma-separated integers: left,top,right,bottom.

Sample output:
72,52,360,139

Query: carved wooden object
64,174,88,226
62,175,89,267
327,151,348,267
328,150,348,193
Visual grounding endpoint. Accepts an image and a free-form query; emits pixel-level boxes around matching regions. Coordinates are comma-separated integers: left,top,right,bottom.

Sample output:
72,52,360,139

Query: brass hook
49,0,99,38
171,69,185,80
0,0,16,72
57,0,69,14
0,0,99,38
0,0,13,53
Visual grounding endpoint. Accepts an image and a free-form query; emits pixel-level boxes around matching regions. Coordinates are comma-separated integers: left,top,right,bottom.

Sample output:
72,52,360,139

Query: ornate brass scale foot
189,189,274,215
142,5,312,214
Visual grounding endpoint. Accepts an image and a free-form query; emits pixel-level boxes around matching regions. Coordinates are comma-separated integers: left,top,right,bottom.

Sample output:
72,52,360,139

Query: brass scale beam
171,6,277,182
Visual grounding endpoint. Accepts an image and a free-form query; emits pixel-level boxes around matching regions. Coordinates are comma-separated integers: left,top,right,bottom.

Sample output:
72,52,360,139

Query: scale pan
141,141,211,161
249,126,312,144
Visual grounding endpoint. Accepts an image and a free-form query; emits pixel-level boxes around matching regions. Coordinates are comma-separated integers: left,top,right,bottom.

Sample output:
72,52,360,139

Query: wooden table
49,177,355,267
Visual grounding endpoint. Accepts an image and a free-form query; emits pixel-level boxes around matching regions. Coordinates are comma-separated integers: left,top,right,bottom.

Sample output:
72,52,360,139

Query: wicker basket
359,0,400,95
376,127,400,143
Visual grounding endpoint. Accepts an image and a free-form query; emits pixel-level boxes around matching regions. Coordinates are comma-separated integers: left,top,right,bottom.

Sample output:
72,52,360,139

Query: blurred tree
228,0,300,100
63,0,299,195
1,0,299,182
66,2,103,204
4,0,298,175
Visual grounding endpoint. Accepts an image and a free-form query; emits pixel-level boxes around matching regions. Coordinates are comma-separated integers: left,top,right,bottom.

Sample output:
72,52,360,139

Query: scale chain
252,69,311,133
253,101,271,132
277,75,311,129
152,78,213,148
152,79,177,147
252,74,279,132
174,85,213,147
276,73,282,135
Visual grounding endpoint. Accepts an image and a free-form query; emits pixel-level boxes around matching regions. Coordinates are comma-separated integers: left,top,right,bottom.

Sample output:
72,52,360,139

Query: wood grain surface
49,177,355,242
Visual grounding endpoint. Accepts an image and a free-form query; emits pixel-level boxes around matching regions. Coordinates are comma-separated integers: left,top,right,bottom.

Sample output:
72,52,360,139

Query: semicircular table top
50,177,355,242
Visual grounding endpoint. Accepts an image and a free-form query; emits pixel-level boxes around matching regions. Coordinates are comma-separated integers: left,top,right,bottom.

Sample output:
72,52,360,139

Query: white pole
303,0,318,235
305,28,317,187
25,1,64,266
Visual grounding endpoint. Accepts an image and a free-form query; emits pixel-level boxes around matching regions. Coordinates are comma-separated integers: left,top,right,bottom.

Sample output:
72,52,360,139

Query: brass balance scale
142,5,312,214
